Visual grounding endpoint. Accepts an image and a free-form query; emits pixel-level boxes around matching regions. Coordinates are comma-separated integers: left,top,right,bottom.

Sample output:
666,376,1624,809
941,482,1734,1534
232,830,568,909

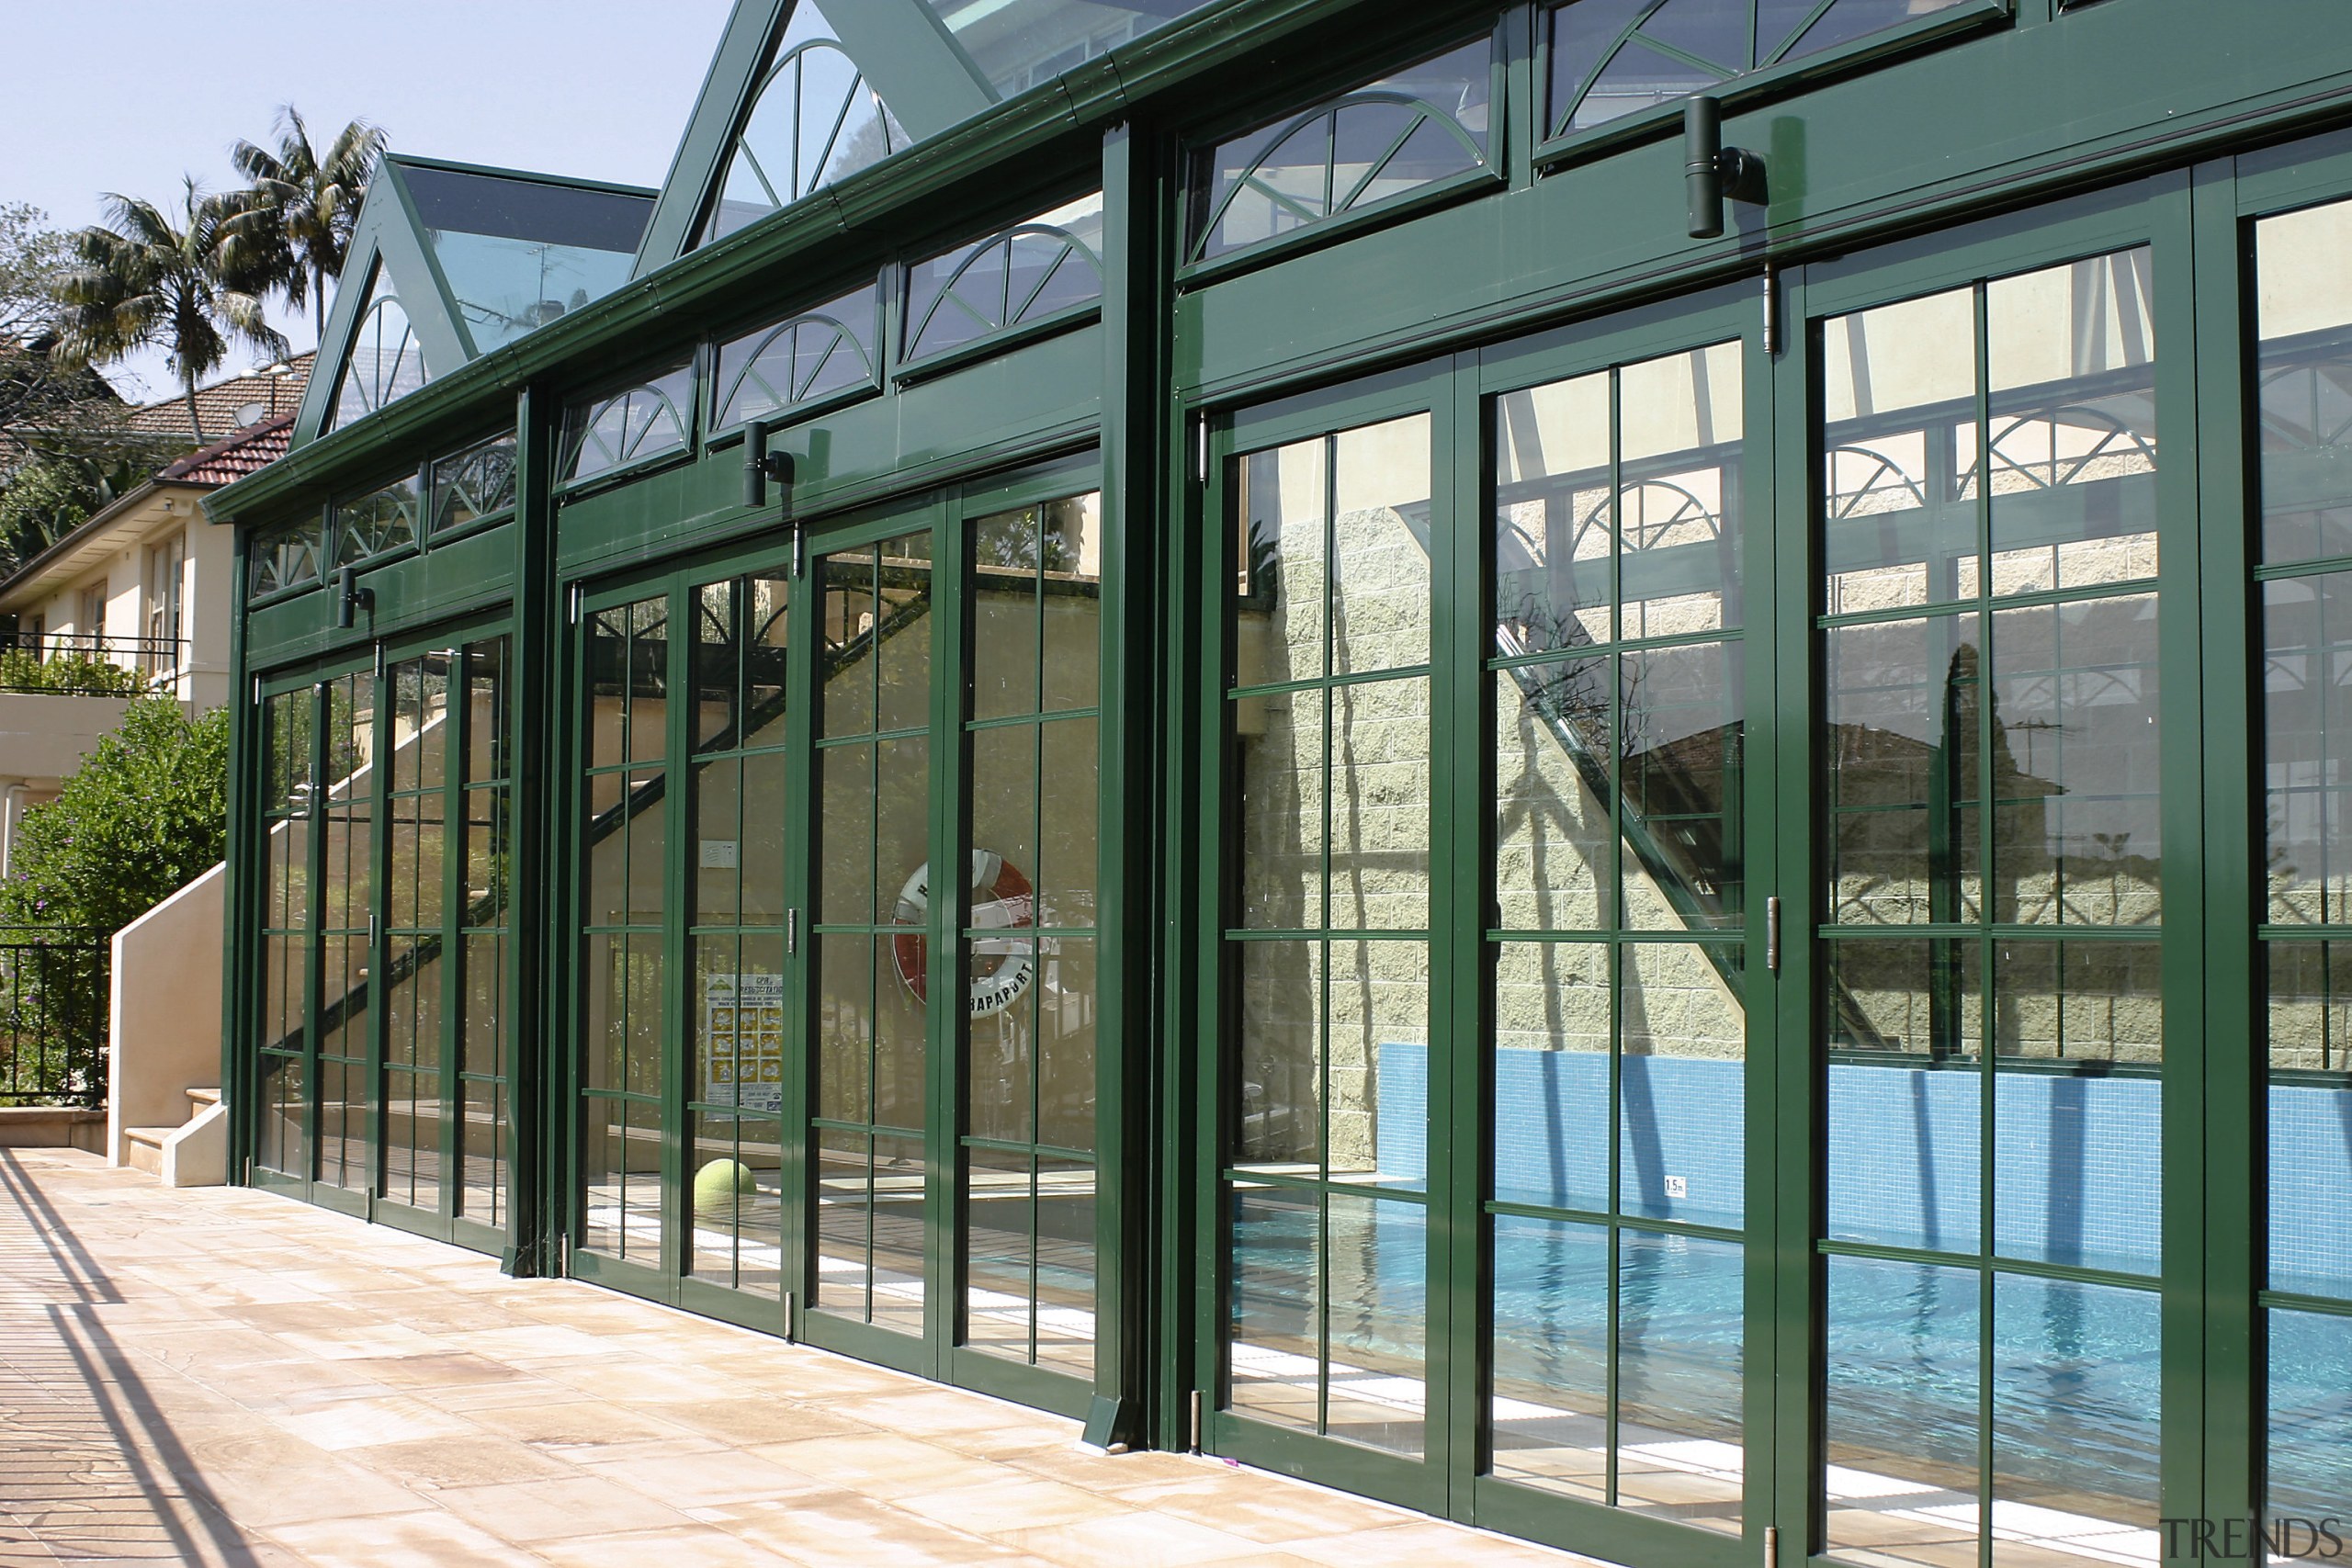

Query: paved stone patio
0,1149,1598,1566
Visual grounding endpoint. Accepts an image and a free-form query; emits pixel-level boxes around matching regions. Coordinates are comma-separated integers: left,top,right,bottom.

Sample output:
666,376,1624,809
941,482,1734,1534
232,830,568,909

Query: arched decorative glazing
563,362,697,484
1548,0,1974,139
428,432,520,534
700,39,907,247
334,472,424,568
329,266,431,433
250,517,324,598
1189,37,1494,265
716,281,880,431
905,194,1103,364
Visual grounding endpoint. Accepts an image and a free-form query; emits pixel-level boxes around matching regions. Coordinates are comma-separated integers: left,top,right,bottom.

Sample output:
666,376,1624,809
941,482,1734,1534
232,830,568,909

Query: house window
76,581,107,654
144,532,186,676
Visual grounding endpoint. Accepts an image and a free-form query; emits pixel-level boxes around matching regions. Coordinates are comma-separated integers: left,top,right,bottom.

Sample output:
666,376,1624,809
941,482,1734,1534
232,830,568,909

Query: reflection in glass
1619,945,1744,1230
1549,0,1973,137
428,431,517,534
2265,572,2352,925
1496,663,1614,932
919,0,1219,101
2256,197,2352,564
562,361,695,483
1824,1254,1981,1568
1616,1230,1742,1532
2269,1309,2352,1523
1190,39,1492,263
1324,1193,1425,1456
1825,940,1983,1255
398,164,646,353
1990,1275,2160,1557
327,264,427,432
1230,1185,1320,1433
701,19,905,245
1329,676,1430,931
905,194,1102,362
1825,615,1984,927
1495,368,1612,654
1492,942,1611,1213
2266,942,2352,1301
716,281,880,430
1492,1213,1609,1502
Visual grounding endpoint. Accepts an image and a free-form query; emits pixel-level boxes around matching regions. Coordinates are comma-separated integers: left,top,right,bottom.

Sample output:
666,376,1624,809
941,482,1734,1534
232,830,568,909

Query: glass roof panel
400,165,653,353
921,0,1218,100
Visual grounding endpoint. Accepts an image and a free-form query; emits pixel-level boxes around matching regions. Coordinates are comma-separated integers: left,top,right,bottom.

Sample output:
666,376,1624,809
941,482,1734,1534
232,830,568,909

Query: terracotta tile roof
156,413,295,486
125,352,314,441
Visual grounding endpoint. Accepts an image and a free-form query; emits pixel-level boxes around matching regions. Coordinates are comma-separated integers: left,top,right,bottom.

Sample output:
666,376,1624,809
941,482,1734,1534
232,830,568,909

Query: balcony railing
0,632,188,697
0,927,108,1109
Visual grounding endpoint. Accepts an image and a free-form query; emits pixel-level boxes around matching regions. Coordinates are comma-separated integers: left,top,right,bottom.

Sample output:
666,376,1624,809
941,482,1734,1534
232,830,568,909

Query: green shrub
0,697,229,935
0,648,142,696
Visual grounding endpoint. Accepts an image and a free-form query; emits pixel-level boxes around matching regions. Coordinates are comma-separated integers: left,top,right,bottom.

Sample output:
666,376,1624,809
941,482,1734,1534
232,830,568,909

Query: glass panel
1825,939,1984,1255
1491,1213,1609,1501
1191,39,1492,262
1229,1183,1320,1433
1323,1192,1425,1456
2268,1308,2352,1527
2256,197,2352,565
1620,342,1743,639
1496,662,1614,932
1034,1155,1097,1374
1238,436,1329,687
972,507,1042,722
820,744,876,927
328,265,429,431
1495,367,1613,656
1983,252,2158,594
966,1145,1034,1358
563,362,695,483
1236,685,1326,931
581,1099,627,1258
1821,286,1979,615
905,194,1102,361
1990,941,2162,1275
1619,944,1744,1229
1616,1228,1743,1532
715,281,880,429
815,1126,871,1315
1824,1254,1982,1568
1989,1275,2160,1562
700,17,906,245
333,472,421,568
2264,572,2352,925
1036,935,1098,1156
1825,615,1984,927
871,1132,926,1337
1236,941,1322,1172
1620,640,1743,931
1493,941,1611,1212
817,933,873,1125
1329,676,1429,931
1988,595,2162,927
1326,941,1425,1190
1330,413,1432,675
1037,717,1099,929
919,0,1219,100
876,535,933,733
428,432,518,533
2265,942,2352,1300
398,164,646,352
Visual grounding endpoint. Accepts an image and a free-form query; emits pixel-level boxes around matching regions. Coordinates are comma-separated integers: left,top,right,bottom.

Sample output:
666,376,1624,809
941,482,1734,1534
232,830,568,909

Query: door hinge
374,643,386,679
791,520,806,580
1766,1525,1780,1568
1193,421,1207,483
368,912,379,948
1762,265,1780,358
783,1289,796,1344
251,673,262,705
567,583,582,624
786,908,799,955
1766,895,1782,975
1188,1389,1204,1454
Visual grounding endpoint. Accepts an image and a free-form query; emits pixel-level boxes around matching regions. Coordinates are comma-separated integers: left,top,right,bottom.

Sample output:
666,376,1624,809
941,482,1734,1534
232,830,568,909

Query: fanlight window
701,39,906,246
334,472,424,568
716,282,880,431
905,194,1103,364
329,265,430,432
429,433,519,534
1549,0,1975,138
250,518,324,598
1189,37,1494,265
563,363,696,484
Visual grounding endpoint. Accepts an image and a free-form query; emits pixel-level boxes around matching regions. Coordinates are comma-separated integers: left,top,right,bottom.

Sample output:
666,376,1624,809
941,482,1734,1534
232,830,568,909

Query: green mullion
1602,358,1625,1512
1229,663,1435,703
1816,1235,2163,1292
2256,1288,2352,1319
932,501,967,1377
1315,430,1338,1442
1814,923,2161,943
1487,624,1735,668
1818,576,2164,632
1223,1168,1431,1204
662,581,693,1291
1226,927,1434,942
441,650,469,1230
1026,564,1046,1368
1440,347,1482,1518
1487,1197,1745,1247
965,705,1101,735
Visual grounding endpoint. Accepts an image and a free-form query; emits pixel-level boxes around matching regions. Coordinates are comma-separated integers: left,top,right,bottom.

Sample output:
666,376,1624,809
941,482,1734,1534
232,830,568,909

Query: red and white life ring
890,851,1035,1017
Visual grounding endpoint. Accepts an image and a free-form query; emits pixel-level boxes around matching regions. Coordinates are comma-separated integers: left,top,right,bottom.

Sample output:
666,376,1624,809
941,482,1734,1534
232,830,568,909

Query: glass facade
221,6,2352,1562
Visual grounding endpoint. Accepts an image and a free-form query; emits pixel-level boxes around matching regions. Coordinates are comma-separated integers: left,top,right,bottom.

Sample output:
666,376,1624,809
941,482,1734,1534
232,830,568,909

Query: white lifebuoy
890,850,1035,1016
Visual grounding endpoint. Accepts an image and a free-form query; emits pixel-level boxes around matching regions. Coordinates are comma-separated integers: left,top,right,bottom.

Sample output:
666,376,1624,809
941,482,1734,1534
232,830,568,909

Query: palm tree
52,181,288,446
221,107,386,347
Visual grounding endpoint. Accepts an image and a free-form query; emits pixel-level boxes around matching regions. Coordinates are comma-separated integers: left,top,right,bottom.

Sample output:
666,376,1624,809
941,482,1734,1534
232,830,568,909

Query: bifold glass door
571,468,1111,1404
1199,289,1770,1551
246,629,516,1248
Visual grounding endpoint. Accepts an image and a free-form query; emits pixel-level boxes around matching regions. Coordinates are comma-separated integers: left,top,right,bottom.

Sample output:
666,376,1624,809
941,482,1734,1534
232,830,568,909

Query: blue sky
3,0,737,402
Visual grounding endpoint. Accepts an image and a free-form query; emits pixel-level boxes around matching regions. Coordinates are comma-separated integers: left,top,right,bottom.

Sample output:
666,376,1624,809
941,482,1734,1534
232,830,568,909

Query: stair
125,1087,225,1185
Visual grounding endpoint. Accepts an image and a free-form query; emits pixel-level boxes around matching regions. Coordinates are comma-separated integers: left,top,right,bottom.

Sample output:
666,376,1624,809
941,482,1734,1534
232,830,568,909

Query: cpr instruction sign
704,971,785,1113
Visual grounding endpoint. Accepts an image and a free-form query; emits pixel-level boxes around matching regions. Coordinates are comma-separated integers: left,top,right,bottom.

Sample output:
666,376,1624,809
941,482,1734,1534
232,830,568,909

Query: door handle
1766,896,1781,976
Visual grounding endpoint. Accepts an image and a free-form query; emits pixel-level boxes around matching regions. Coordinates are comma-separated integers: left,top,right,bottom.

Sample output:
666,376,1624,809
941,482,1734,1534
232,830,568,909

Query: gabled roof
125,354,312,444
156,413,295,485
293,157,655,450
633,0,1222,277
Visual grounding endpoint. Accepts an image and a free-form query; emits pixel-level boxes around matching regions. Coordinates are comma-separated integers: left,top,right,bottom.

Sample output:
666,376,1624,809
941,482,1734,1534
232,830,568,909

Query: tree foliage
221,107,387,346
0,698,230,938
52,182,287,446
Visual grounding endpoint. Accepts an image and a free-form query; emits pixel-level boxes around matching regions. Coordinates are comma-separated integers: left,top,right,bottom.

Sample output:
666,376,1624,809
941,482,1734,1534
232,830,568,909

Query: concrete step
125,1126,172,1177
186,1087,221,1110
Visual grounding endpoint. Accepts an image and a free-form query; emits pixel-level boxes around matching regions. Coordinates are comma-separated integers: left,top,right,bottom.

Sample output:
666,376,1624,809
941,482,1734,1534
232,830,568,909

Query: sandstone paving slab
1,1150,1600,1567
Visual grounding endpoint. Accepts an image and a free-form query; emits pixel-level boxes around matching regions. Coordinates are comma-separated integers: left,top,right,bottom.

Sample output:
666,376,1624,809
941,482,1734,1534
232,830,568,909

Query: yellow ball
694,1157,759,1215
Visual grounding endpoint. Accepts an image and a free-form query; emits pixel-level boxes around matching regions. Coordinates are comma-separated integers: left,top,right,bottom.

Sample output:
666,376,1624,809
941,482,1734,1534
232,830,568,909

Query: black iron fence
0,631,187,696
0,928,108,1107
